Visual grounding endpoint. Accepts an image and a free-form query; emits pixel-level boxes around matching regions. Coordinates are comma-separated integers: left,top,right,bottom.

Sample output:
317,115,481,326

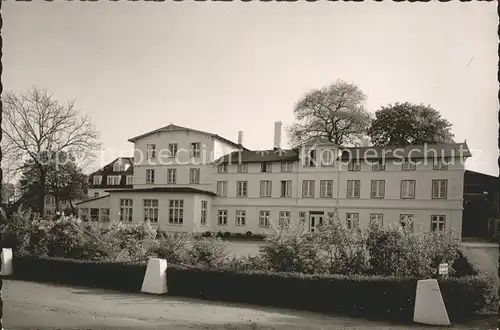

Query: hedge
9,255,489,323
11,255,147,292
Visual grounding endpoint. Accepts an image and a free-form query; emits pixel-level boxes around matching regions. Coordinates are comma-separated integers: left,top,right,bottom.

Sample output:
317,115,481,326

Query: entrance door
310,213,324,232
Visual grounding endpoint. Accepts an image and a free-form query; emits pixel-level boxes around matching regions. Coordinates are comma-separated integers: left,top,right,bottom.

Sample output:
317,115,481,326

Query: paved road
1,280,493,329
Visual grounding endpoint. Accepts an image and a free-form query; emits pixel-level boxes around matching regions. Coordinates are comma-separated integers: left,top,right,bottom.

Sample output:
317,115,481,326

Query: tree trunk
39,168,46,216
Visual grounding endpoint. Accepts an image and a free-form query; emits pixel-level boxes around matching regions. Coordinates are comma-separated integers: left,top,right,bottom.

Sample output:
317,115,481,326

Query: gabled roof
339,142,471,160
104,187,217,196
127,124,249,150
215,149,299,164
89,157,134,177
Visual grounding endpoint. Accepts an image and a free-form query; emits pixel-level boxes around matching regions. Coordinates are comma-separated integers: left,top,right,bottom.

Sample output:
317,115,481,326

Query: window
402,159,416,171
401,180,416,199
80,208,89,222
93,175,102,185
372,160,385,171
167,169,177,184
201,201,207,225
120,199,133,222
94,192,99,198
259,210,270,227
260,180,272,197
281,162,292,172
432,180,448,199
279,211,291,229
433,158,448,170
168,143,178,158
218,210,228,225
146,169,155,184
146,144,156,159
302,180,315,198
90,208,99,222
321,149,334,166
45,195,55,205
346,213,359,229
126,176,133,185
400,214,414,232
107,175,120,185
431,215,446,232
113,164,125,172
348,161,360,171
100,208,110,222
304,149,316,167
189,168,200,184
168,200,184,224
237,163,248,173
370,180,385,198
144,199,159,223
261,162,272,172
216,181,227,197
190,142,200,157
236,210,246,226
280,180,292,197
369,213,383,226
237,181,248,197
320,180,333,198
218,163,228,173
346,180,361,198
299,212,306,223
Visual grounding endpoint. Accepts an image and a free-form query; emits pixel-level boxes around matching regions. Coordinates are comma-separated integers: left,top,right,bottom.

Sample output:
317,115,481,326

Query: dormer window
113,164,125,172
146,144,156,160
261,162,272,172
304,149,316,167
433,158,449,170
93,175,102,185
371,159,385,171
218,163,228,173
321,149,334,167
402,158,416,171
126,175,133,185
347,160,361,171
107,175,120,185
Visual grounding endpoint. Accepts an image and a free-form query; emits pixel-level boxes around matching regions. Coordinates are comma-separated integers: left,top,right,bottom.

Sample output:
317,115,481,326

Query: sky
3,1,499,176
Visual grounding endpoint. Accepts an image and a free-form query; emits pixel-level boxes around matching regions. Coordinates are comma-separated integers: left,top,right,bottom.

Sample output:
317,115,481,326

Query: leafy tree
19,154,88,213
288,80,372,146
2,87,100,214
367,102,454,146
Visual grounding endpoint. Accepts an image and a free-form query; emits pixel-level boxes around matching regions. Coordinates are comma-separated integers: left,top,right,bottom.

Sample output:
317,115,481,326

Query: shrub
224,231,231,237
184,237,229,268
148,232,190,264
245,231,252,237
108,221,157,262
259,233,325,274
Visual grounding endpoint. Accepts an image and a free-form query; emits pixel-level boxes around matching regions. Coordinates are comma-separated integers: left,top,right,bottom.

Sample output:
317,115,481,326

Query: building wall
132,130,238,191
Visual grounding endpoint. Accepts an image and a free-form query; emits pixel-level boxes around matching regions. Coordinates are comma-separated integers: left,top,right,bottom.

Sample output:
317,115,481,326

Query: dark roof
75,195,110,206
215,149,299,164
88,157,134,189
104,187,217,196
127,124,249,151
339,143,471,160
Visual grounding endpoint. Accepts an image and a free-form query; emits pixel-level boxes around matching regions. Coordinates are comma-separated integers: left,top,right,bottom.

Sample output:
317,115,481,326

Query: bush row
10,255,489,322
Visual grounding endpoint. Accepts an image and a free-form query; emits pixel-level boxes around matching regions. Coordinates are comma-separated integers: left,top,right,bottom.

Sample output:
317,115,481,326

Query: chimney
274,121,282,150
237,131,243,145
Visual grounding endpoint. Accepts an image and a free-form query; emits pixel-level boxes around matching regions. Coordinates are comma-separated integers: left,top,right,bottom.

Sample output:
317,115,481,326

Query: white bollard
0,249,13,276
413,279,450,326
141,258,167,294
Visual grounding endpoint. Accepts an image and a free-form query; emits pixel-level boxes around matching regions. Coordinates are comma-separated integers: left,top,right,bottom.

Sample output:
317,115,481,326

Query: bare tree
2,87,101,214
287,80,372,147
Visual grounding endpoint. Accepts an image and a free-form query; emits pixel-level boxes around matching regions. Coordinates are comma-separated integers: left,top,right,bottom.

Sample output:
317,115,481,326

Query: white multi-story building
77,122,471,238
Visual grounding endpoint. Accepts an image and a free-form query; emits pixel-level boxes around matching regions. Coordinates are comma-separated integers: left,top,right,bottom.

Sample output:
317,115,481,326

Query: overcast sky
3,2,498,176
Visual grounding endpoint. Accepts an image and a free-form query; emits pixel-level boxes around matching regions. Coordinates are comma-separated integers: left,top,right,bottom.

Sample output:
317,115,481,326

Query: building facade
77,123,471,238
